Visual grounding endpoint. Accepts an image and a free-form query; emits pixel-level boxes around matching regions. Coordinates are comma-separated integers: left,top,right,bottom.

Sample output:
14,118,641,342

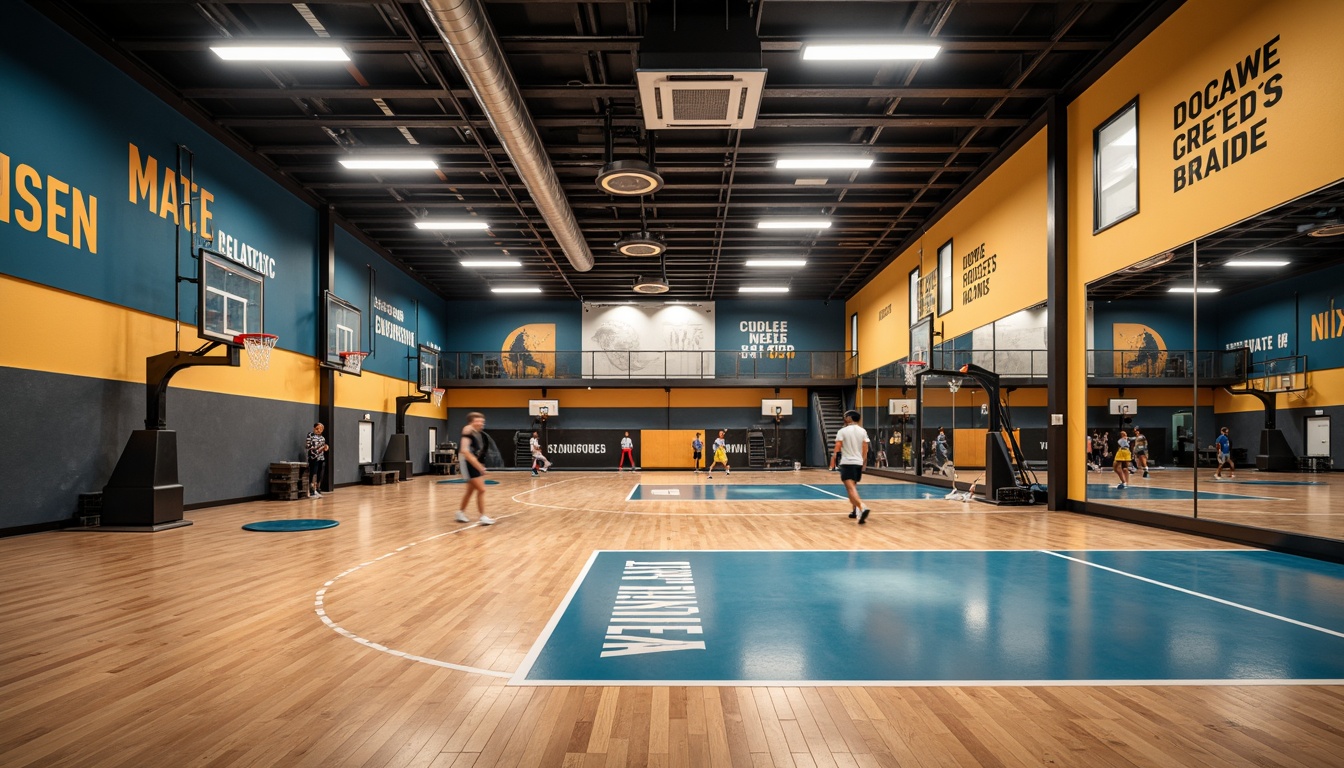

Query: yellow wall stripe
1,274,420,413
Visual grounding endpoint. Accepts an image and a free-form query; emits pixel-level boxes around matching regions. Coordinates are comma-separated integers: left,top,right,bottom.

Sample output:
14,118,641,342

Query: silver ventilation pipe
420,0,594,272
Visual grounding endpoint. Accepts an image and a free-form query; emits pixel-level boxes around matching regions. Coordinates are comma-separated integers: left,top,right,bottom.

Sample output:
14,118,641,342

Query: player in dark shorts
455,412,495,525
831,410,872,524
691,432,703,473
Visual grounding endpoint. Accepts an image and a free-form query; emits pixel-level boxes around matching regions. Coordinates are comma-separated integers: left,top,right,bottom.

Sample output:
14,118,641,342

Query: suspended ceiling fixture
615,198,667,257
596,113,663,196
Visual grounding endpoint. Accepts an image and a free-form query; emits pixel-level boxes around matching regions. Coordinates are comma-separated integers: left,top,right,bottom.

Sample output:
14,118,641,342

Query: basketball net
903,361,927,387
237,334,278,371
431,388,446,407
340,351,368,375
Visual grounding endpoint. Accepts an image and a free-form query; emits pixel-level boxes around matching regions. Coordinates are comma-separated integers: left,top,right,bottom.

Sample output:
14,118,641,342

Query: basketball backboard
198,249,263,346
417,345,439,393
910,315,934,365
323,292,363,370
760,398,793,417
1109,398,1139,415
528,399,560,417
888,398,917,415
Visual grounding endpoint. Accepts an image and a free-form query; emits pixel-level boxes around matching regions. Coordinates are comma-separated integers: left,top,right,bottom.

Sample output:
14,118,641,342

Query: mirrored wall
1085,180,1344,542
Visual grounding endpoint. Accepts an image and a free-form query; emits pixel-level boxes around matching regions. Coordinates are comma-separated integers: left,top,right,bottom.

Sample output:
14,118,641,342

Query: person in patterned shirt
306,423,329,498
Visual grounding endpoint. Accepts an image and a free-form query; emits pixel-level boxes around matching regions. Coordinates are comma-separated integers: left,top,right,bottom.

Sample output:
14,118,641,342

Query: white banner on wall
582,304,716,378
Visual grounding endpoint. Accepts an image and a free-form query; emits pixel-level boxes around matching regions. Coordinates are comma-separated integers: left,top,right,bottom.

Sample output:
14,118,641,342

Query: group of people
1091,427,1150,489
304,411,883,528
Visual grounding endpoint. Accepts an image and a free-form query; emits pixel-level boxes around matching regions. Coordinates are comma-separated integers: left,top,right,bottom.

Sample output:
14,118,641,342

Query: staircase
513,432,531,468
813,391,846,462
747,430,767,468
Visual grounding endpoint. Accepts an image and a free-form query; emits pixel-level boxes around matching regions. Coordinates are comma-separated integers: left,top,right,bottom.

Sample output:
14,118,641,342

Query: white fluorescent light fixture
803,43,941,61
757,219,832,229
1225,259,1290,267
739,286,791,294
776,158,873,170
460,260,522,268
1168,286,1222,293
491,286,542,294
414,220,491,230
339,158,438,170
745,259,808,268
211,45,350,62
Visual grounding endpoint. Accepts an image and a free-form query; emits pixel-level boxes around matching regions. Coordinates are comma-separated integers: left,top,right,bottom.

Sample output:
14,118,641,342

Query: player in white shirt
618,432,636,470
829,410,871,524
529,431,552,476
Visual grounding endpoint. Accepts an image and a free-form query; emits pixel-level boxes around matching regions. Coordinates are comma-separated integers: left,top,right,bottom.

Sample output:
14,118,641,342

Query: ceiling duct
421,0,594,272
635,1,766,130
596,112,663,196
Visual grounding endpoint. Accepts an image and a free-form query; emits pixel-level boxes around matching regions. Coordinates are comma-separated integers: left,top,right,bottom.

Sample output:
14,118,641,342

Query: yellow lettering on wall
128,143,158,212
14,164,41,233
73,190,97,254
178,176,197,233
159,167,178,224
200,188,214,240
1313,312,1326,341
0,152,9,224
45,176,70,246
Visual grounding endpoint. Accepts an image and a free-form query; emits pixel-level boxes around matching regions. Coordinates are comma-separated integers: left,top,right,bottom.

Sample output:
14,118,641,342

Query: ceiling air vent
636,70,766,130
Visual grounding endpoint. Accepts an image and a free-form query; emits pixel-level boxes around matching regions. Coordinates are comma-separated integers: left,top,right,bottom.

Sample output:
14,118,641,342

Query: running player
707,430,731,478
455,412,495,525
1214,426,1236,480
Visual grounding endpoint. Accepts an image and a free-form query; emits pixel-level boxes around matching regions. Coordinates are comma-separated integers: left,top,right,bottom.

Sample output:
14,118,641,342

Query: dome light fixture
615,230,667,257
633,275,670,294
595,112,663,195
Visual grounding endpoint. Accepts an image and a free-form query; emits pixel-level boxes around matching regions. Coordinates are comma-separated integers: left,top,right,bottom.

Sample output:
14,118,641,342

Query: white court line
509,550,601,686
802,483,849,500
1040,550,1344,639
625,483,639,502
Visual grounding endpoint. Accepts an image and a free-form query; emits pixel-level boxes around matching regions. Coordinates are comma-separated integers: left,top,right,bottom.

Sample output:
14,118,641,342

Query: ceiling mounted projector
596,159,664,195
633,275,670,294
615,230,667,257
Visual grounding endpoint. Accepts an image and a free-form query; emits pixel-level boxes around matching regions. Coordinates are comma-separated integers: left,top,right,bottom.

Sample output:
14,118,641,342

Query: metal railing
857,347,1251,383
438,350,859,382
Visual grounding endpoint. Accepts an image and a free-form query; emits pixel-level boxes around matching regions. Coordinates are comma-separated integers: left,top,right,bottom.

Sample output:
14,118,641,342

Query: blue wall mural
1209,261,1344,372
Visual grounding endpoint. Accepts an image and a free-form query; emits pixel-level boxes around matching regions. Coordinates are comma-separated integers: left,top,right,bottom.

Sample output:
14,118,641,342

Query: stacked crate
269,462,308,500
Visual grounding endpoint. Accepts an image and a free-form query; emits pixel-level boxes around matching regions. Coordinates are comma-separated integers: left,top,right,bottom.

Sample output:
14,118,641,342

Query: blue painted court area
1084,484,1276,501
629,483,952,501
513,549,1344,685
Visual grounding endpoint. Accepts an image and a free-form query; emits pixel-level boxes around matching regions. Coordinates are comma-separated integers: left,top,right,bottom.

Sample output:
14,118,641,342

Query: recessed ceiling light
461,260,522,268
1168,286,1221,293
490,286,542,294
740,286,791,293
210,45,350,62
414,220,491,230
757,220,831,230
746,259,808,268
803,44,941,61
1225,259,1290,267
339,158,438,170
776,158,873,170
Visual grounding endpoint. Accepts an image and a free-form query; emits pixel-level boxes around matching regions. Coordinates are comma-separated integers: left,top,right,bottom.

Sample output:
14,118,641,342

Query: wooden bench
363,469,400,485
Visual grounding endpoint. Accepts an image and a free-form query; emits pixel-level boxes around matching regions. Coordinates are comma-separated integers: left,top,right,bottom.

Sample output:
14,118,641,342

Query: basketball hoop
339,350,369,375
948,377,963,394
902,360,928,387
430,387,445,407
235,333,278,370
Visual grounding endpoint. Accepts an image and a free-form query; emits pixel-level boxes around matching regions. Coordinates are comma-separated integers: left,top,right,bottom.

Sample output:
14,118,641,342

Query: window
937,239,954,315
1094,98,1139,232
909,266,921,325
850,312,858,353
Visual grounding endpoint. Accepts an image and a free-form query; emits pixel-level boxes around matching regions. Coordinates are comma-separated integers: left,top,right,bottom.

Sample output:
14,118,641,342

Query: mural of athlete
505,328,547,377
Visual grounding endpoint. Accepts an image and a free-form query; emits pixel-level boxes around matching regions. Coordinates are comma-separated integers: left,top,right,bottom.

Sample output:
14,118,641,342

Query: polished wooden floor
3,470,1343,767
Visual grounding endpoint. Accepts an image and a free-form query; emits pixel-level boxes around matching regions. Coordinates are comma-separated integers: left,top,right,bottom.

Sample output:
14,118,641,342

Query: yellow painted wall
1067,0,1344,499
0,273,425,414
640,429,703,469
846,130,1047,373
